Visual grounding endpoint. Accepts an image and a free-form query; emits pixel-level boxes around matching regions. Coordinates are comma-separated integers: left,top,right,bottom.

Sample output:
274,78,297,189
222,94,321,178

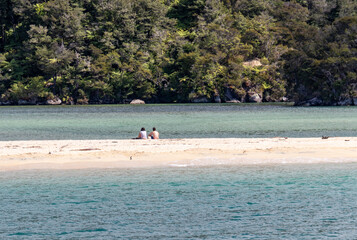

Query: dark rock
214,95,221,103
18,99,37,105
338,98,352,106
0,101,11,105
191,96,209,103
224,88,242,103
224,88,234,101
307,97,323,106
338,97,357,106
296,97,323,106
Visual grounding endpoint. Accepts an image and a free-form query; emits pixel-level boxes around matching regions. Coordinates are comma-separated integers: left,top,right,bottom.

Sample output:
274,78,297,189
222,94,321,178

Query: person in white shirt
136,127,147,139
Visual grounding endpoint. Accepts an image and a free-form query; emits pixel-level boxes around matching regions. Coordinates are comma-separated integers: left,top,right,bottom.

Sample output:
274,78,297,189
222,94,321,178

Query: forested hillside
1,0,356,105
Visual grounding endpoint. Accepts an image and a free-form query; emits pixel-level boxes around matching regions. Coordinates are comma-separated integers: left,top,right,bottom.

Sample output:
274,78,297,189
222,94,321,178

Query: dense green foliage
1,0,356,105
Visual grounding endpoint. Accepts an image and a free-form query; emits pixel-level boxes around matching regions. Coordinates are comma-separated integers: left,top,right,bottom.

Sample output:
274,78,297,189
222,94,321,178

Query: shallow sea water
1,164,357,239
1,104,357,140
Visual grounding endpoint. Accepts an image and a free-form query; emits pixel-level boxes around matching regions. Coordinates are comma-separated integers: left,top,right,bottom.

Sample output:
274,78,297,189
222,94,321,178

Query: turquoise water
1,164,357,239
2,105,357,239
1,104,357,140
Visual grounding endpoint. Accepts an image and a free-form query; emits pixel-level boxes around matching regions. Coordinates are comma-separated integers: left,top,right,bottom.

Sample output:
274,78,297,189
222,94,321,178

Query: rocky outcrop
18,99,37,105
130,99,145,104
226,100,240,103
0,101,11,105
353,98,357,106
191,96,209,103
337,97,357,106
224,88,242,103
46,97,62,105
214,95,221,103
295,97,323,106
338,98,352,106
248,93,262,103
243,59,262,68
295,96,357,106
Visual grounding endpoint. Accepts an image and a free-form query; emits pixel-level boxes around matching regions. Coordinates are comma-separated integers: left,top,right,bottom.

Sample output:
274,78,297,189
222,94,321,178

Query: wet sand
1,138,356,171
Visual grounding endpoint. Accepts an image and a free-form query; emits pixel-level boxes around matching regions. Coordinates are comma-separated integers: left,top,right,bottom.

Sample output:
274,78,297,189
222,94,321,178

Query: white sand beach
0,137,356,171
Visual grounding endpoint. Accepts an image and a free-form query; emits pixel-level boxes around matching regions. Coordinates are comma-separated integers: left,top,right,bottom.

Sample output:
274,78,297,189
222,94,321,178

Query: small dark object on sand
322,136,329,139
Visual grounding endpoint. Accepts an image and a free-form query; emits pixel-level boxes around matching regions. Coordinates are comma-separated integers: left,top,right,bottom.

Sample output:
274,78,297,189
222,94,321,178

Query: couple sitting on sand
137,127,159,139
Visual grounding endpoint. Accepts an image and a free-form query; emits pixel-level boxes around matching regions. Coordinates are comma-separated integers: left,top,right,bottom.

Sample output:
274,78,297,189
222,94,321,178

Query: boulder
46,97,62,105
226,100,240,103
248,93,262,103
191,96,209,103
130,99,145,104
280,97,289,102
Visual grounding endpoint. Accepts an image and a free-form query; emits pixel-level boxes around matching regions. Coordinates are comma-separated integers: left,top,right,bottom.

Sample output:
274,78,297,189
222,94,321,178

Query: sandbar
0,138,356,171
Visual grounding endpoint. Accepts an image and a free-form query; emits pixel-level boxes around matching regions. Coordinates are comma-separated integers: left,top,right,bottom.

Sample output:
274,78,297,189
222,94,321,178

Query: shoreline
1,137,356,171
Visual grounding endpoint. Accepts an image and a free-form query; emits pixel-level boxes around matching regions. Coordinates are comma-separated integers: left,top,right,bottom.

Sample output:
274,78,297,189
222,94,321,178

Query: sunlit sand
1,138,356,171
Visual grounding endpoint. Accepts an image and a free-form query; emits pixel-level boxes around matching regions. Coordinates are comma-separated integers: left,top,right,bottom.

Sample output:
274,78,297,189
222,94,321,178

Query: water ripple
1,164,357,239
